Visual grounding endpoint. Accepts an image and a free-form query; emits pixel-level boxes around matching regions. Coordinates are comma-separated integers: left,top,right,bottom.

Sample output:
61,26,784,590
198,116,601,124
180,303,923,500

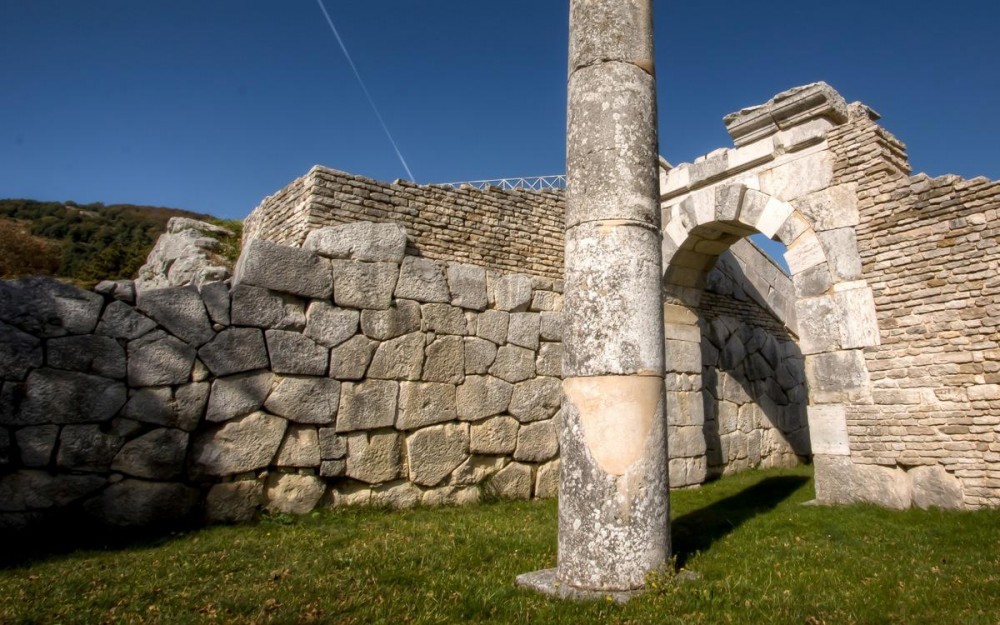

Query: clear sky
2,1,998,220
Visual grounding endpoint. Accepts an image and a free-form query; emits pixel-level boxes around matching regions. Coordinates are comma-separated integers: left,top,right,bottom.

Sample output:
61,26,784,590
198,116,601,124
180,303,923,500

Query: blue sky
2,1,998,221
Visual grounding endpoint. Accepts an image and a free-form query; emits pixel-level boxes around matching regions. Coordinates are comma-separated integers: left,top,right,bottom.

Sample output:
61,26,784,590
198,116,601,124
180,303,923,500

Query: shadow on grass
671,475,809,569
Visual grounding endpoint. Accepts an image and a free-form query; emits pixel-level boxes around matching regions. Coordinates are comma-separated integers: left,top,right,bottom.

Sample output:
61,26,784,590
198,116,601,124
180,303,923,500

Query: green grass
3,466,999,624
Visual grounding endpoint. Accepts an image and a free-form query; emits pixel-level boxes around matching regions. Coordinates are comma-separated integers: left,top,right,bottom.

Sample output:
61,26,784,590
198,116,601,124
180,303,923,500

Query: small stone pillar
517,0,668,597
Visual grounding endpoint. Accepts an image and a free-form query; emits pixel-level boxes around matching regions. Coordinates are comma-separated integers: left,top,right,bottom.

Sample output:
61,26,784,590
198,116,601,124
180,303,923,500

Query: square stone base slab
514,569,642,604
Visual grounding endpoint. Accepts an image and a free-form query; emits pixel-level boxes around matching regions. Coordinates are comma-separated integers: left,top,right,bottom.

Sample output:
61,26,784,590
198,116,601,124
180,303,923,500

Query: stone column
517,0,668,598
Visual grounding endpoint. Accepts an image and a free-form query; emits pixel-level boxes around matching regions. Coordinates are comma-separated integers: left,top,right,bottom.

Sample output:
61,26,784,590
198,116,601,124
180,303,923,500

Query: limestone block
329,334,376,380
507,312,540,350
336,380,399,432
424,336,465,384
14,368,126,426
0,276,103,337
535,342,562,377
464,337,498,375
784,231,826,275
47,335,126,379
230,285,305,330
795,295,842,355
792,263,833,298
0,470,105,511
793,184,859,231
397,382,457,430
320,459,346,477
718,334,747,370
346,430,404,483
664,338,701,374
265,473,325,515
15,425,58,467
421,303,468,335
205,480,263,523
206,371,273,422
967,384,1000,401
447,263,488,311
57,424,125,471
817,228,862,282
486,462,532,499
568,0,652,70
776,210,811,247
668,425,707,459
805,403,847,456
111,428,189,479
406,423,469,487
754,197,795,239
264,376,340,424
665,390,705,427
539,311,563,342
663,321,700,344
758,151,834,202
265,330,329,376
198,328,269,377
908,465,964,510
360,300,421,340
200,280,231,326
303,302,359,349
476,310,509,345
456,375,513,421
95,301,157,340
330,260,399,310
234,239,332,299
508,377,562,423
0,322,42,381
805,350,870,403
535,460,560,498
422,485,480,507
813,455,911,509
530,290,562,312
514,420,559,462
304,222,408,263
469,416,519,455
127,334,196,387
833,285,880,349
275,425,321,467
136,286,215,346
394,256,450,303
190,411,287,476
318,427,348,459
84,480,198,527
367,332,424,380
370,481,422,508
124,383,208,431
450,455,507,486
491,274,533,312
489,344,535,383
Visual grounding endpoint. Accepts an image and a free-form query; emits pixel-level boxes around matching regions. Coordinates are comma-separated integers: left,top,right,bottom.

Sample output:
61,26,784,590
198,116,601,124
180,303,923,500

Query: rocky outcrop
135,217,234,292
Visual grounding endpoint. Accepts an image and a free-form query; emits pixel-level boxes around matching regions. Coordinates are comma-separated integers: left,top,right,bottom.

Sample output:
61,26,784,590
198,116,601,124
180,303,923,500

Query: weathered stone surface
266,330,329,375
206,480,263,523
360,300,421,340
397,382,457,430
127,334,196,387
469,416,519,455
450,455,507,486
0,470,105,511
275,425,321,467
136,286,215,346
198,328,269,377
329,481,372,507
508,312,540,350
394,256,450,303
346,430,404,483
15,425,58,467
456,375,513,421
190,411,287,476
814,455,911,509
530,290,562,312
447,263,488,310
0,322,42,381
535,460,560,498
200,280,231,326
489,344,535,383
320,459,347,477
464,337,498,374
406,423,469,487
508,377,561,423
124,383,208,431
304,302,359,349
514,420,559,462
668,426,708,459
134,218,233,291
805,350,870,402
15,369,126,426
834,286,880,350
909,465,964,510
368,332,424,380
423,336,464,384
265,473,325,515
230,285,305,330
329,334,376,380
304,221,408,263
111,428,189,479
492,274,533,312
318,428,348,459
336,380,399,432
536,342,562,377
539,311,563,342
421,303,467,336
476,310,509,345
57,424,125,471
264,376,339,424
95,301,158,340
817,228,863,282
234,238,332,299
47,335,126,379
85,480,198,527
422,485,480,506
0,277,103,337
371,481,422,508
486,462,532,499
331,260,399,310
206,371,273,422
95,279,136,304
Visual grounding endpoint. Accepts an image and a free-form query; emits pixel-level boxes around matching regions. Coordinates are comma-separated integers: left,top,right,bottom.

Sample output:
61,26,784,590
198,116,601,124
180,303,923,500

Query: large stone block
817,228,862,282
346,430,404,483
447,263,488,311
456,375,513,421
0,470,105,511
318,428,348,459
336,380,399,432
371,481,422,508
805,350,870,403
908,465,964,510
421,303,468,336
422,485,480,507
450,455,507,486
95,301,158,340
136,286,215,346
95,279,136,304
514,420,559,462
266,330,329,376
330,260,399,310
486,462,532,499
0,322,42,381
360,300,421,340
667,425,707,459
539,311,563,342
489,344,535,383
423,336,464,384
508,377,562,423
190,411,287,476
84,480,198,527
198,327,269,376
264,376,340,424
275,425,321,467
367,332,424,380
234,239,332,299
530,290,562,312
111,428,189,479
535,460,560,498
304,221,408,263
834,285,880,349
265,473,325,515
205,480,263,523
814,455,911,510
464,337,498,374
329,334,376,380
795,295,842,355
206,371,273,422
491,274,533,312
200,280,231,326
793,184,859,232
304,302,359,349
57,424,125,471
0,277,103,337
507,312,540,350
394,256,450,303
469,416,519,455
15,425,58,467
476,310,509,345
406,423,469,487
124,382,209,431
127,333,196,387
230,285,305,330
14,368,126,426
397,382,457,430
47,335,126,379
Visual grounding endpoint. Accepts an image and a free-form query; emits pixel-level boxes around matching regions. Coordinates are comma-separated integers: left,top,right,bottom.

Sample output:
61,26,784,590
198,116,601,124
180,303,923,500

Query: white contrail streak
315,0,416,181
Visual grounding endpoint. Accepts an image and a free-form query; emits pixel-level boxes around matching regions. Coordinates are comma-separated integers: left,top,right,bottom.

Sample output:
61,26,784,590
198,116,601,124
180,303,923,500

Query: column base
514,569,643,604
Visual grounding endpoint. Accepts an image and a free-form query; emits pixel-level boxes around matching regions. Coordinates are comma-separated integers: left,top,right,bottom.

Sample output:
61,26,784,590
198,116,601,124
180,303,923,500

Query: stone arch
660,180,881,498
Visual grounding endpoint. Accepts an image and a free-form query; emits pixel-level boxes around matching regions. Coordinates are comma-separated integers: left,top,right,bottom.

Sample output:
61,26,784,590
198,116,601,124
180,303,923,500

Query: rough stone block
758,151,834,202
47,335,126,379
368,332,423,380
491,274,533,312
264,376,340,424
0,322,42,382
817,228,862,282
507,312,540,350
57,424,125,471
421,303,468,336
15,425,58,467
206,371,273,422
127,334,196,387
450,455,507,486
489,344,535,383
476,310,509,345
456,375,513,421
909,465,964,510
125,382,209,431
0,277,103,337
205,480,263,523
371,481,422,508
423,336,464,384
539,311,563,342
793,183,859,231
447,263,488,311
469,416,519,455
336,380,399,432
360,300,421,340
95,301,158,340
111,428,189,479
190,411,287,476
265,473,325,515
514,420,559,462
795,295,842,355
85,480,198,527
304,221,408,263
199,280,231,326
136,286,215,346
406,423,469,487
266,330,329,376
331,260,399,310
0,470,105,511
394,256,450,303
304,302,359,349
535,343,562,378
805,350,870,403
833,285,880,349
95,279,136,304
397,382,457,430
792,263,833,298
230,285,305,330
346,430,404,483
508,377,562,423
534,460,560,498
329,481,372,507
664,338,702,374
14,368,126,426
464,337,498,374
486,462,532,499
329,334,376,380
668,425,707,459
320,459,347,477
318,427,348,459
422,485,479,507
814,455,911,510
198,327,269,376
234,239,332,299
530,290,562,312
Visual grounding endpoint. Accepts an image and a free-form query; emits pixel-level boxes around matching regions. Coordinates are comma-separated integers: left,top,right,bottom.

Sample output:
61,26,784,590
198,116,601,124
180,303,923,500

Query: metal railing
439,175,566,191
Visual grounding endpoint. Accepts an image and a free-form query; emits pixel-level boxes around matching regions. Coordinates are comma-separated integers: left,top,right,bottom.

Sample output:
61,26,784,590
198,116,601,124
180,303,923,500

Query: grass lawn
2,466,1000,624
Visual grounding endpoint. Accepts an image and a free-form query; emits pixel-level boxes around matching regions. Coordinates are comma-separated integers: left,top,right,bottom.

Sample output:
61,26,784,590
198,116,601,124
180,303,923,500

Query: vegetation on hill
0,199,232,286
